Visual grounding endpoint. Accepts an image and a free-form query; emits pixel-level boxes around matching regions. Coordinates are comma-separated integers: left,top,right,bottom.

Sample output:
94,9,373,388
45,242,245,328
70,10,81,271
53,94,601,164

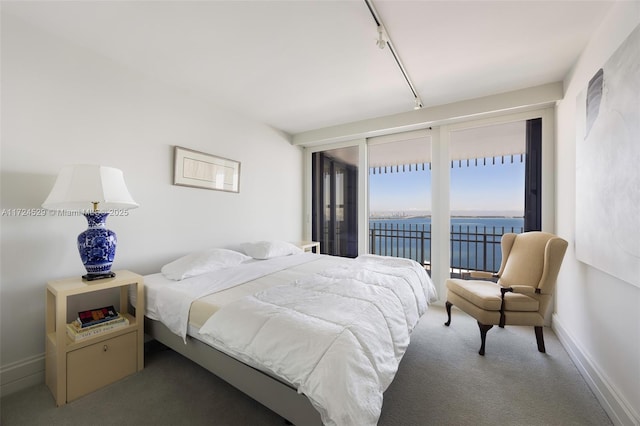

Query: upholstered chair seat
444,231,568,355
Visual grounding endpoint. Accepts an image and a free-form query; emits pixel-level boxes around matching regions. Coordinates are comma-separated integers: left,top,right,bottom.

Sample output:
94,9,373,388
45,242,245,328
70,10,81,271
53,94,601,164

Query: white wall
554,3,640,425
0,14,303,392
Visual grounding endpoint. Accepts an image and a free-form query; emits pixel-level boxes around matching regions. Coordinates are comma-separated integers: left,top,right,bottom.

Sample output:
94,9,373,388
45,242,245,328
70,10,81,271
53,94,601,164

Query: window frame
303,107,555,299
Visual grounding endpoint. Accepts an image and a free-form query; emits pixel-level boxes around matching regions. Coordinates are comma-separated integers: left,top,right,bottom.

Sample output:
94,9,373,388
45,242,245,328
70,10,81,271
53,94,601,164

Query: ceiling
3,0,613,136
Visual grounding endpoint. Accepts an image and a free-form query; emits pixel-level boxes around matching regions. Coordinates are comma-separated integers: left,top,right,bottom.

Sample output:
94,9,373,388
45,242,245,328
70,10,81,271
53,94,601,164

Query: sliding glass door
368,135,432,271
448,117,542,276
312,147,359,257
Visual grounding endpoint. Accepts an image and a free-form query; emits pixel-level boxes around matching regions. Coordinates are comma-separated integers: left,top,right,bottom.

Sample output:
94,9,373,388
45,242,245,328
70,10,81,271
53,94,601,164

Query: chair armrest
469,271,497,280
497,286,538,328
499,286,513,327
509,285,537,294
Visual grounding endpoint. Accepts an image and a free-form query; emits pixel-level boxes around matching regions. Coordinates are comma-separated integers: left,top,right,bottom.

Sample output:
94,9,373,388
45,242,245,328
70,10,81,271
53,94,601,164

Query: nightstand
45,270,144,406
296,241,320,253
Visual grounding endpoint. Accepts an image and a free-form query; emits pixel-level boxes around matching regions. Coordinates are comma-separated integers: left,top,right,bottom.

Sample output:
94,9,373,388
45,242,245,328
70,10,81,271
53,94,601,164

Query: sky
369,160,525,216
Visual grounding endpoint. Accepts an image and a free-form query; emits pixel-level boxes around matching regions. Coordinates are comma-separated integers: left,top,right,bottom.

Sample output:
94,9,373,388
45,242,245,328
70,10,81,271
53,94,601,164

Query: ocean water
370,216,524,229
369,216,524,271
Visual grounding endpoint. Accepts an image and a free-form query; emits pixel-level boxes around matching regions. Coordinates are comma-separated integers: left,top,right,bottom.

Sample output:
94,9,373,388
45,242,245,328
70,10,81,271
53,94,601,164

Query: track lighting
376,26,386,49
366,0,423,112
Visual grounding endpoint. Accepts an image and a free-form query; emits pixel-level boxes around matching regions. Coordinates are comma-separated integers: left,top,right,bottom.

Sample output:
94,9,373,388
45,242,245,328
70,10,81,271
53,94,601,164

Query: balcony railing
369,222,524,275
370,222,431,266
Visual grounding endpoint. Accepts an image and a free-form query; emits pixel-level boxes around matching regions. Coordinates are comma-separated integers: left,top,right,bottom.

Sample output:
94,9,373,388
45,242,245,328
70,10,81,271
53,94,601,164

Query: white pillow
161,248,251,280
240,240,303,260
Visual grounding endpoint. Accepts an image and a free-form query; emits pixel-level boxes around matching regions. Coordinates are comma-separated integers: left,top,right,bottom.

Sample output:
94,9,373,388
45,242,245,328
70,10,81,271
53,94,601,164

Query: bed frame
144,317,323,426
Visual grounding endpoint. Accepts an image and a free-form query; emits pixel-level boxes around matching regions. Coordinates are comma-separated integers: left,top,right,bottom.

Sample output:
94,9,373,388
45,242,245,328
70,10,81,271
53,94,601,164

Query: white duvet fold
199,255,436,426
149,253,320,340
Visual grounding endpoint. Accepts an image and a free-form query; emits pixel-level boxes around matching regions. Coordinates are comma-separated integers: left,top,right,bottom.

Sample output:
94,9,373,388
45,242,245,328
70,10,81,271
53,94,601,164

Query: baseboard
552,314,639,426
0,353,45,398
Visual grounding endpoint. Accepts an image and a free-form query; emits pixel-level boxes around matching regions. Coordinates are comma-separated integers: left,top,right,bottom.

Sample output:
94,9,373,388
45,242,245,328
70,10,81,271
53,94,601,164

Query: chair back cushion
498,232,567,294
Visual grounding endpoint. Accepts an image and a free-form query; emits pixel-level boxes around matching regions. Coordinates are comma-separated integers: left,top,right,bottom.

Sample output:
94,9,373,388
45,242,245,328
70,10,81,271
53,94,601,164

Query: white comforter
147,253,322,340
199,254,436,426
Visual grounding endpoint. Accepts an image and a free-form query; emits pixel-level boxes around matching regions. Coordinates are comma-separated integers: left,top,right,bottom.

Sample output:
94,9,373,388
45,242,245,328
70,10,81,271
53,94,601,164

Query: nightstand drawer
66,331,137,401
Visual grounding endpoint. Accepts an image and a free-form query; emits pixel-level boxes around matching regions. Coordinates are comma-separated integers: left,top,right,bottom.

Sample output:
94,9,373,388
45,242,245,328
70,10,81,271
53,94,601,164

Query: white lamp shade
42,165,139,211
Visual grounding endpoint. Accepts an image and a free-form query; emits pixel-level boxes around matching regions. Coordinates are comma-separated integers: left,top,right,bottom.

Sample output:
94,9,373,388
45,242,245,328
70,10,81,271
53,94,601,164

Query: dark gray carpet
1,306,611,425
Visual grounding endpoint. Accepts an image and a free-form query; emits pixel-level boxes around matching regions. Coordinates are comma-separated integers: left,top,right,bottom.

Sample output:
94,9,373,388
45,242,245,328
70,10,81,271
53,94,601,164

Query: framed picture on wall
173,146,241,193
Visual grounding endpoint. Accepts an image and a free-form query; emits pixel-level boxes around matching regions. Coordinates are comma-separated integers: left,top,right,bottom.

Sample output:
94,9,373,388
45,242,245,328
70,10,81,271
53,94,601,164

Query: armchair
444,231,568,355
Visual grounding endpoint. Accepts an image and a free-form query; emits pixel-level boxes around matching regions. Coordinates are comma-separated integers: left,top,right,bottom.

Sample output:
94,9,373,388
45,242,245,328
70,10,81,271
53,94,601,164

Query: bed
136,242,437,426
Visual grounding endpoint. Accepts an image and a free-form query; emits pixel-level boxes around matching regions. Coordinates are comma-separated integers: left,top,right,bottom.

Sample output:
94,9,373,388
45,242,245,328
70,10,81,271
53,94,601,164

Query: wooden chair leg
444,301,453,326
478,322,493,356
535,326,546,353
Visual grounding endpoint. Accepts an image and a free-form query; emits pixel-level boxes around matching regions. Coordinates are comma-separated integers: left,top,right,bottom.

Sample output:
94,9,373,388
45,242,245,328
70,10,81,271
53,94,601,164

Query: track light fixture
365,0,424,112
376,26,386,49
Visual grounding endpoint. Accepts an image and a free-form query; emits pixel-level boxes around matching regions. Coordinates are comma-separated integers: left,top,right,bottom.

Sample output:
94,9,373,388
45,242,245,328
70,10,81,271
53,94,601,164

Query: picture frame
173,146,240,193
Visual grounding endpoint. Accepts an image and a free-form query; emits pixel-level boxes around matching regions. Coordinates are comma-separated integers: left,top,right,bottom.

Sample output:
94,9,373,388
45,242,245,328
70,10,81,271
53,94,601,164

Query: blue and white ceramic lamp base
78,212,117,281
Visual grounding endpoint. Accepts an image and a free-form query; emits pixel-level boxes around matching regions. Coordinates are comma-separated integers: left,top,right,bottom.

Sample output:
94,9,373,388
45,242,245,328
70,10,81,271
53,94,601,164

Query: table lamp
42,165,139,280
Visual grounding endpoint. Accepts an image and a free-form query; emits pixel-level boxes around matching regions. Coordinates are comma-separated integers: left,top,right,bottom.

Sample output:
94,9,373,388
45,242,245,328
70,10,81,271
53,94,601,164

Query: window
304,108,552,294
312,148,358,257
449,118,541,275
368,135,432,270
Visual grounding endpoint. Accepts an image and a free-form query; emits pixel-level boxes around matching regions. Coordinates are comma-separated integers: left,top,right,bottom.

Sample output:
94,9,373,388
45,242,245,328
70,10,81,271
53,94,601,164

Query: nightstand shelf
45,270,144,406
295,241,320,253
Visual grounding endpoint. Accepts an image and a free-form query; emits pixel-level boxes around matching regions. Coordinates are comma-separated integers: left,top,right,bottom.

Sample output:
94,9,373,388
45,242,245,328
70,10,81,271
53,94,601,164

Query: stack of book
66,305,129,341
